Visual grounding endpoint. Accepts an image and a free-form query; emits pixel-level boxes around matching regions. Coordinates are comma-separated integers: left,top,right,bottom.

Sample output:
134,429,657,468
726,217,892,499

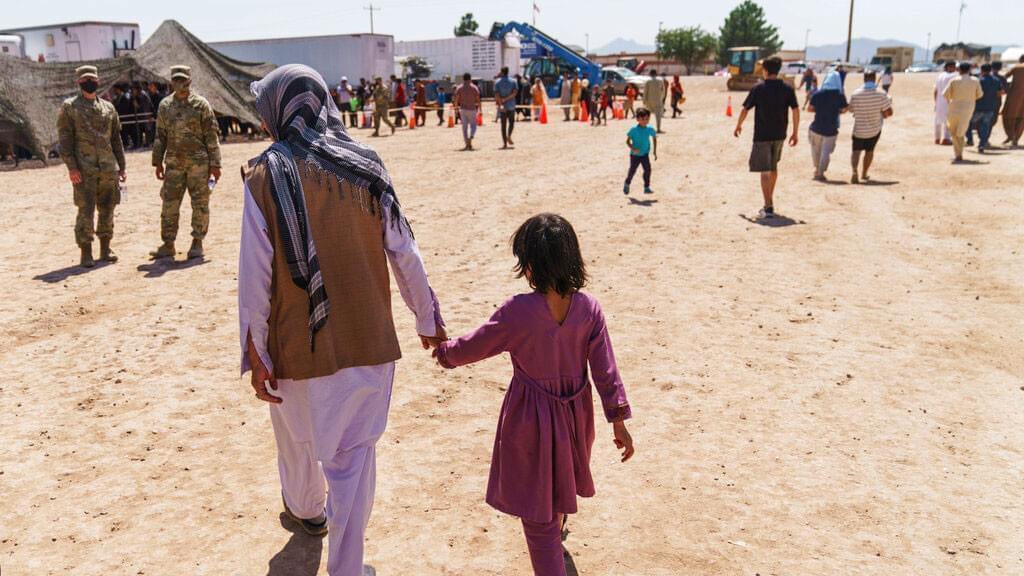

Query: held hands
68,169,83,185
118,170,127,182
210,166,222,182
788,132,799,147
155,165,165,180
613,420,634,462
419,322,448,350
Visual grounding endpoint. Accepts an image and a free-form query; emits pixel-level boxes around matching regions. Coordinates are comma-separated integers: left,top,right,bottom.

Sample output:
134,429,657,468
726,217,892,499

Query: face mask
80,80,99,94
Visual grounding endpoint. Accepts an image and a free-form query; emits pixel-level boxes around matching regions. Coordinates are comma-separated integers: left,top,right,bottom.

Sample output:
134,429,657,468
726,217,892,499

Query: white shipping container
1,21,140,62
0,35,23,58
395,35,521,79
209,34,394,86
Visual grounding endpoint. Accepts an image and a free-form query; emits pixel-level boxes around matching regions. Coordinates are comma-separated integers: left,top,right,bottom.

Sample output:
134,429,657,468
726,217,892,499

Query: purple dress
436,291,631,523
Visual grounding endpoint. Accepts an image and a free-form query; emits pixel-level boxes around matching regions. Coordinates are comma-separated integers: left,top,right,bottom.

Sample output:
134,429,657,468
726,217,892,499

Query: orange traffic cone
477,111,483,126
540,103,548,124
362,111,370,128
726,96,733,117
409,105,416,130
447,106,455,128
580,103,589,123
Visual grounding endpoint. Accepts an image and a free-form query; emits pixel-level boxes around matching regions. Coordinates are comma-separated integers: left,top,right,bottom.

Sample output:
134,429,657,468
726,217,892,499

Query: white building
0,35,23,58
210,34,393,85
1,21,140,62
395,35,521,80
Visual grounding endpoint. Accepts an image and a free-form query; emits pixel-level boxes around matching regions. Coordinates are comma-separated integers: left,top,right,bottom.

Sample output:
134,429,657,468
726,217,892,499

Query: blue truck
488,21,602,100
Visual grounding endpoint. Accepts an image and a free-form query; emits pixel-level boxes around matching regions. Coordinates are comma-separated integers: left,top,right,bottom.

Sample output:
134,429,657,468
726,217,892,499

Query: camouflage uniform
372,81,395,136
57,89,126,248
152,84,221,246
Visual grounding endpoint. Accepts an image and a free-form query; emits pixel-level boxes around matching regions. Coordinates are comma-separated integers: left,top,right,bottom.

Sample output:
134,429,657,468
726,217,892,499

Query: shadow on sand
267,514,323,576
739,213,804,228
136,257,208,278
33,260,114,283
628,197,659,207
861,179,900,186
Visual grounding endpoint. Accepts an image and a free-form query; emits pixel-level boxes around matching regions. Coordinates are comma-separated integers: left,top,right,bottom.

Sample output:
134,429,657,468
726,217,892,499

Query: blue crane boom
489,21,601,97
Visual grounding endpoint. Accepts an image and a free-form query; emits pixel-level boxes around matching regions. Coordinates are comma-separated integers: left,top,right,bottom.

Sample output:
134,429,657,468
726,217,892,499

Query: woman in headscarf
238,64,446,576
806,70,849,181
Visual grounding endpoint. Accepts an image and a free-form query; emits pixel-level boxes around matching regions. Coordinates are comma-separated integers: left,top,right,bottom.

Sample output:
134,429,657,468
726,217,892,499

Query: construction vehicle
489,21,602,99
725,46,795,91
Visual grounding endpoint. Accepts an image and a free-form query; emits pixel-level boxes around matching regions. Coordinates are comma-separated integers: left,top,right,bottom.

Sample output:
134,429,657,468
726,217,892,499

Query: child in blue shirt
624,108,657,194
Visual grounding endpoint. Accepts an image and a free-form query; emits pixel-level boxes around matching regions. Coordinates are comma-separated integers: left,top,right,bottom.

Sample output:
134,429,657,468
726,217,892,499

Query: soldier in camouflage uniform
371,76,395,137
56,65,127,268
150,65,222,260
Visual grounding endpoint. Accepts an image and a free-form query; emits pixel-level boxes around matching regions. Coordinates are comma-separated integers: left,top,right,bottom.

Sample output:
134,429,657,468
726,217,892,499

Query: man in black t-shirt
733,57,800,219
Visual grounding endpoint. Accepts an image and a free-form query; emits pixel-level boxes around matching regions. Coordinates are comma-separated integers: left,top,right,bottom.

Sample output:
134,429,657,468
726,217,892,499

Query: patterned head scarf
250,64,409,349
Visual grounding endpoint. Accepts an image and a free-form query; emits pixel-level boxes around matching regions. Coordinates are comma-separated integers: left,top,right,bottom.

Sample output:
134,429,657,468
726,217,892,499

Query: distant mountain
806,38,926,64
594,38,655,55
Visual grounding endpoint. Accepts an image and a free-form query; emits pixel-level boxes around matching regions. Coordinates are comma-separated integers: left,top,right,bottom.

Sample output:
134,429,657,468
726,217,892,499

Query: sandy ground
1,74,1022,575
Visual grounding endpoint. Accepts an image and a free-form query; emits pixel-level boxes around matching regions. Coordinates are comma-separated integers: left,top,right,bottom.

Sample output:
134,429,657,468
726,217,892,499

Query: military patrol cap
75,65,99,80
170,65,192,80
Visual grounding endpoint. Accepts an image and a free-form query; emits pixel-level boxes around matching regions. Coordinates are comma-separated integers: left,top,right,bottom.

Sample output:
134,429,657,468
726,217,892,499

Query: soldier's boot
150,242,175,259
80,244,95,268
99,238,118,263
187,239,204,260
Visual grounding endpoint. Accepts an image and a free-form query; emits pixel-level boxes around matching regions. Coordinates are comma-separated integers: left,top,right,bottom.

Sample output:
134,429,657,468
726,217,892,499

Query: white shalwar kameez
934,71,956,141
238,184,440,576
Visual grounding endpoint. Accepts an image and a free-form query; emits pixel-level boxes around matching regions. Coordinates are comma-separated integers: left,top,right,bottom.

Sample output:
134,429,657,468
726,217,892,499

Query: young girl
433,214,634,576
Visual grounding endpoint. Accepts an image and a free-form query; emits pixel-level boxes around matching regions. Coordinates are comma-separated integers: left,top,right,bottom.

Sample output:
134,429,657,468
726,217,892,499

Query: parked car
782,60,809,76
906,62,939,73
600,66,648,95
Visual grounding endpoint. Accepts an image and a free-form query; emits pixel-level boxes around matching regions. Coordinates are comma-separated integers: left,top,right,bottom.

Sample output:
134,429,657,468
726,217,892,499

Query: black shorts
749,140,784,172
852,133,881,151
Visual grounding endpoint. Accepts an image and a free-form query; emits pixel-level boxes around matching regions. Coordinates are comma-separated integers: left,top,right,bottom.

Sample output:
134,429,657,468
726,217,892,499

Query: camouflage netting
0,19,274,163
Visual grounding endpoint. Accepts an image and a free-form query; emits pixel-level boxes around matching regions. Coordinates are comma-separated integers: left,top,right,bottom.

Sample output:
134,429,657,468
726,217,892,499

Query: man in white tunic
238,64,445,576
933,60,958,144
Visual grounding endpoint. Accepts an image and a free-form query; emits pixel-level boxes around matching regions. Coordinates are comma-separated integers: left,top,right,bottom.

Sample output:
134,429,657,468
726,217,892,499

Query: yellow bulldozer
726,46,796,91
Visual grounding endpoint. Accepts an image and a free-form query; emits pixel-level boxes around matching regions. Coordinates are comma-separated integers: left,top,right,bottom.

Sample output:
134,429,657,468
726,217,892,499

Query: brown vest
244,159,401,380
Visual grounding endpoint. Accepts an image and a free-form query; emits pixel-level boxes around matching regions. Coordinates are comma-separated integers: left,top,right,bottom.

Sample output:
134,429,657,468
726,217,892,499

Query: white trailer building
0,35,23,58
0,21,140,62
395,35,521,79
210,34,393,86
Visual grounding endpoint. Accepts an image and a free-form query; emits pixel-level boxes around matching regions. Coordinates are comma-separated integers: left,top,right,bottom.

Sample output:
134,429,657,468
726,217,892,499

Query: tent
0,19,274,163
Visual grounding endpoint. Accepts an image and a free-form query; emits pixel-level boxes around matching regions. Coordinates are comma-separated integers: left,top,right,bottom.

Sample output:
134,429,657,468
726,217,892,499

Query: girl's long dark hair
511,213,588,297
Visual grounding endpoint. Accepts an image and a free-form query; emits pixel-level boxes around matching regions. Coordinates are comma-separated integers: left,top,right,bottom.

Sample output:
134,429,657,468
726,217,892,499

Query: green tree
656,26,719,75
454,13,479,37
717,0,782,65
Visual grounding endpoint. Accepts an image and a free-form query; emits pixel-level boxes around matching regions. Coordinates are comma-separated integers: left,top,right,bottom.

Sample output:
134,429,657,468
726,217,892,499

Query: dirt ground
1,74,1022,575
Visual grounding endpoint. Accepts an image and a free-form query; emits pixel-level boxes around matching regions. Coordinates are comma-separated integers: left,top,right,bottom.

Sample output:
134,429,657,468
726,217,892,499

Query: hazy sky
4,0,1019,51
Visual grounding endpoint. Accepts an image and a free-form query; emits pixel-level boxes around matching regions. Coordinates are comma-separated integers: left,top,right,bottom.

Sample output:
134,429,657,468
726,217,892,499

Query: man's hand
613,420,635,462
788,132,799,147
419,322,448,350
210,166,222,182
68,169,83,185
118,170,127,182
733,125,742,138
247,335,281,404
155,165,165,180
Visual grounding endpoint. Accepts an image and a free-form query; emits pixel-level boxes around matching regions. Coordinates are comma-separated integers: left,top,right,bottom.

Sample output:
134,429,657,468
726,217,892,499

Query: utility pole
925,32,931,62
804,28,811,60
956,1,967,42
364,3,380,34
585,33,589,56
845,0,855,62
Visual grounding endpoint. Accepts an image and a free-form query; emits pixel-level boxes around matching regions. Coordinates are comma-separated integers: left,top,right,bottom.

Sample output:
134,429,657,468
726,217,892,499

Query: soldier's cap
170,65,192,80
75,65,99,80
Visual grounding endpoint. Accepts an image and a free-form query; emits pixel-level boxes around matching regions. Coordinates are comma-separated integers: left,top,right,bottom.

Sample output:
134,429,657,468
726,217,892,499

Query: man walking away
943,62,983,162
934,61,958,144
849,71,893,183
371,77,395,137
560,72,572,121
807,71,848,181
970,64,1004,152
150,65,222,260
57,65,126,267
643,69,667,133
453,73,481,150
495,67,517,148
732,57,799,219
1002,55,1024,147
